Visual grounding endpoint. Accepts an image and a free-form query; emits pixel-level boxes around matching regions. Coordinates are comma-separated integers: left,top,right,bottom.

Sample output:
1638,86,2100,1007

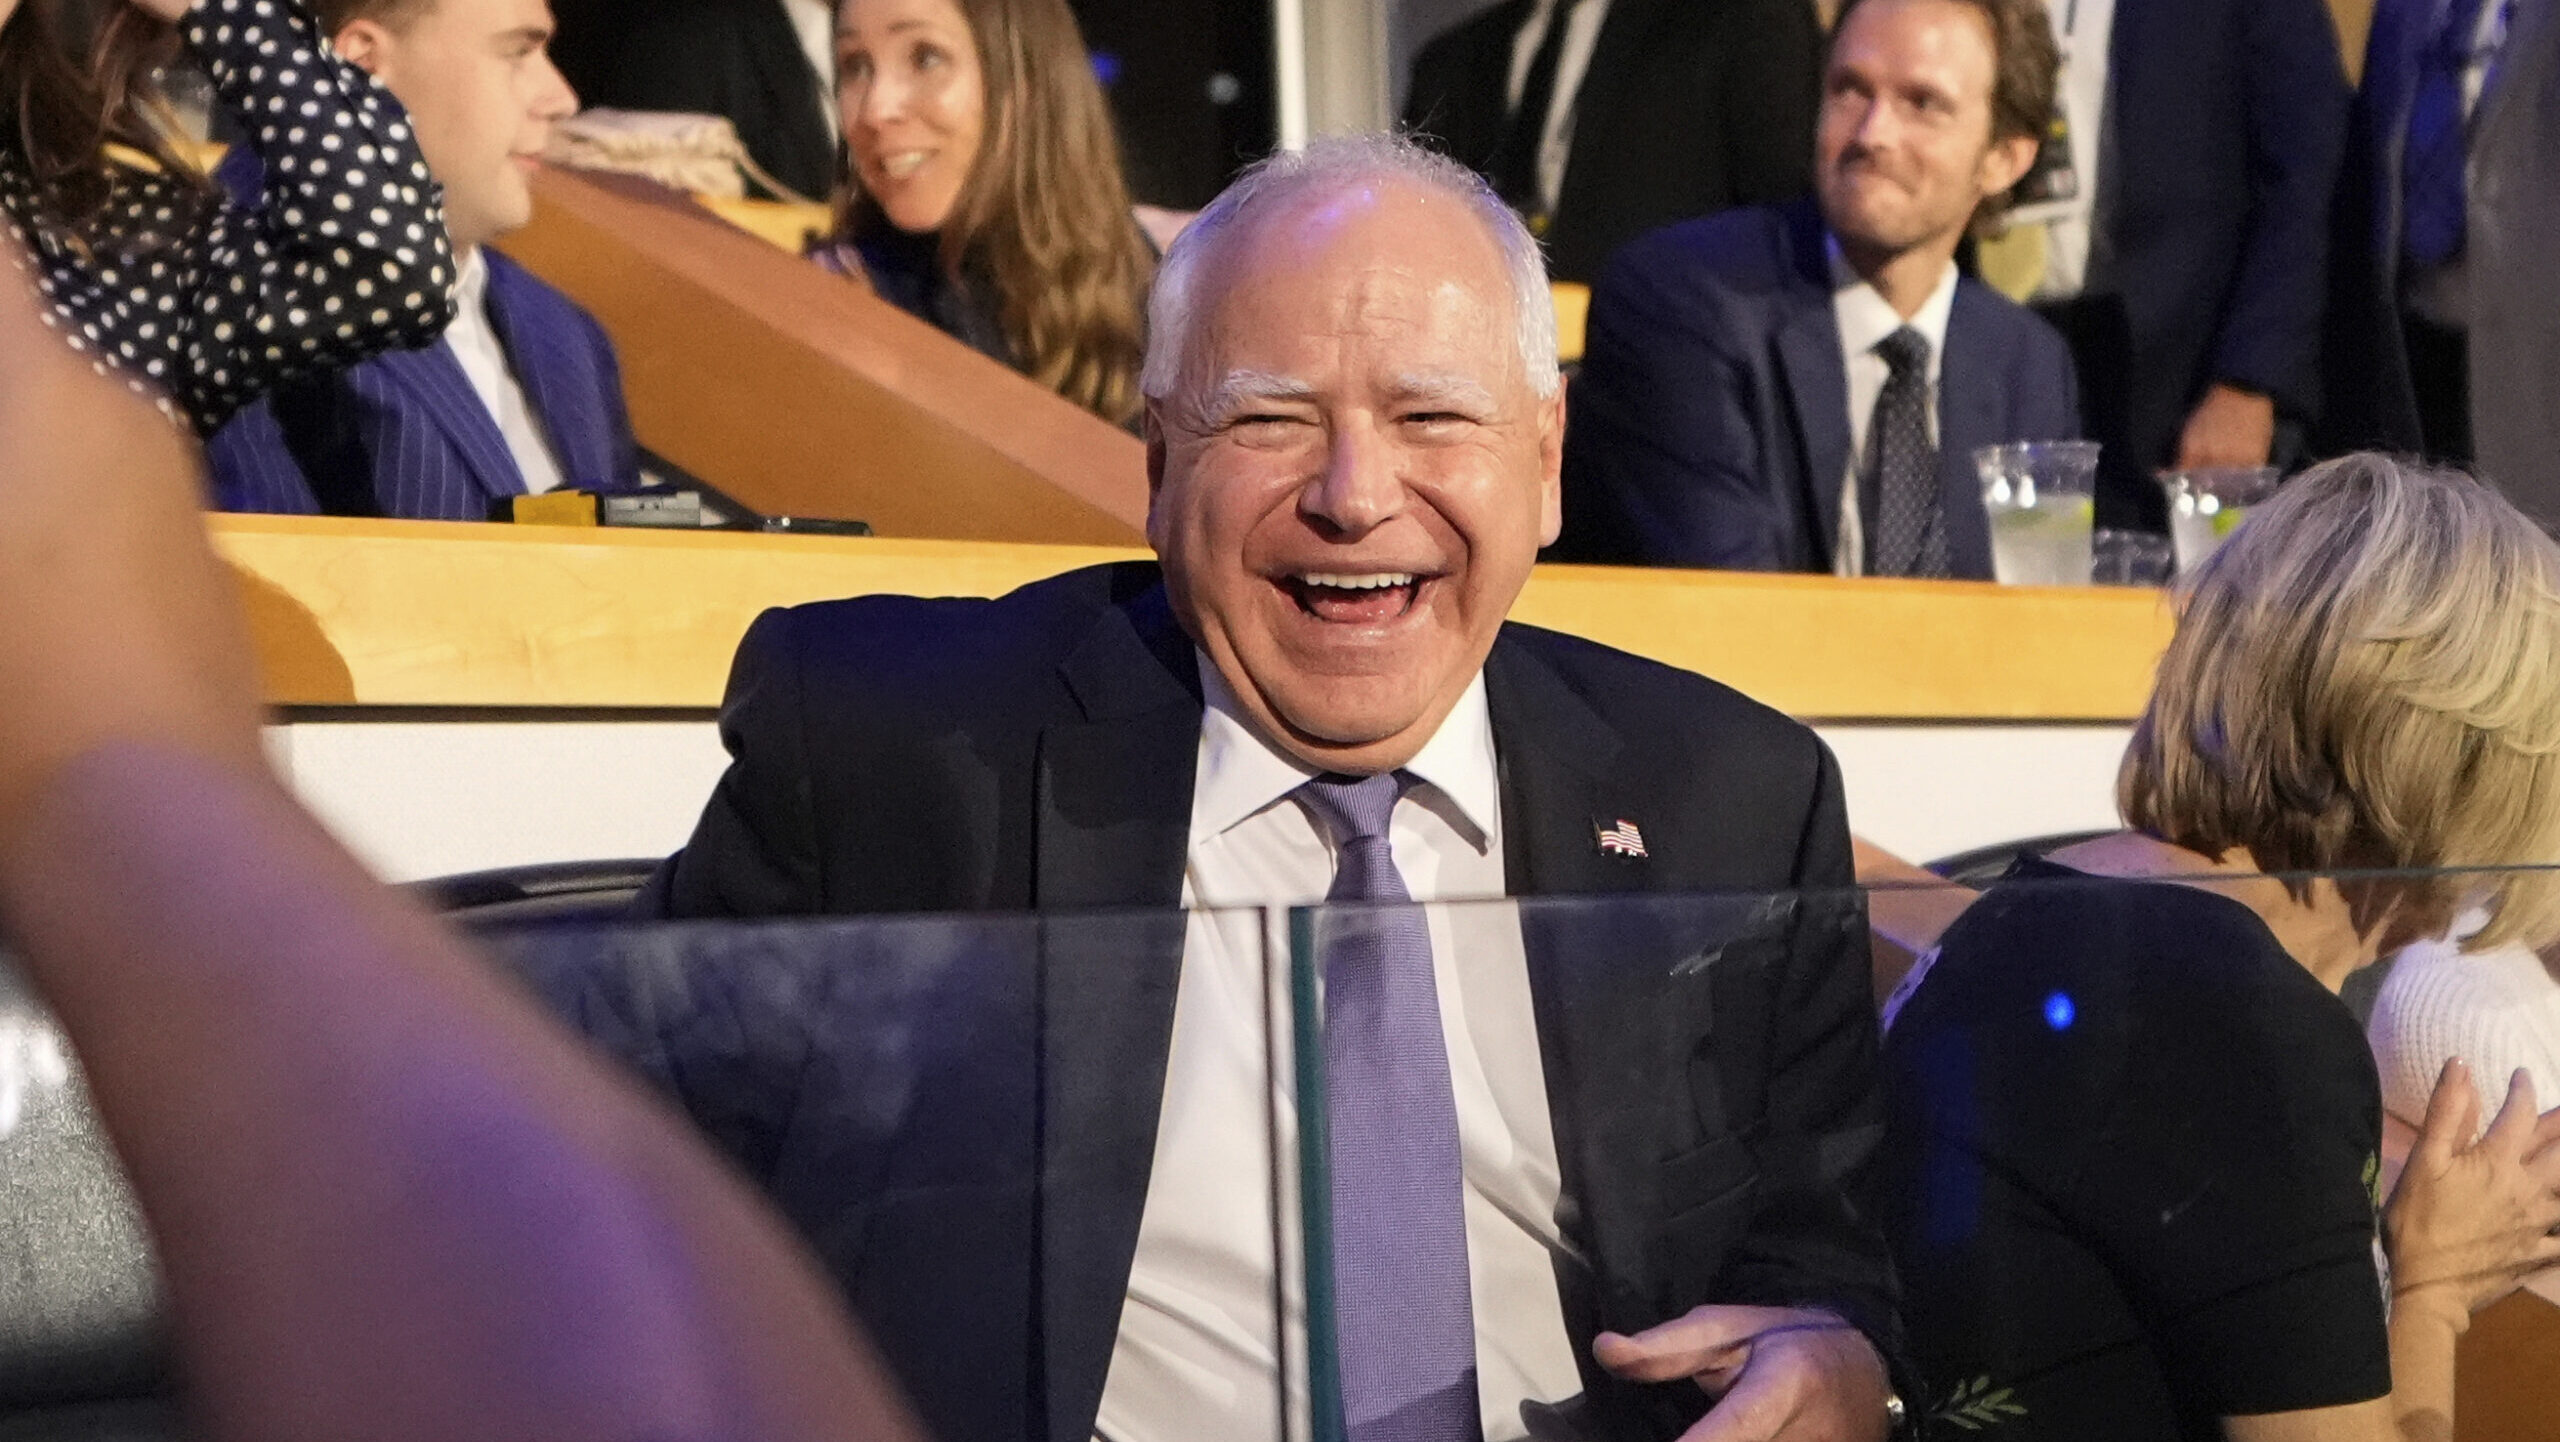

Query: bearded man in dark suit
644,132,1906,1442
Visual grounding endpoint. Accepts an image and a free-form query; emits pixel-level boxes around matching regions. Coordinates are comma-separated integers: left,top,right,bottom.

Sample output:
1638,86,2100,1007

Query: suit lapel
482,251,601,488
1486,630,1632,898
371,341,525,507
1766,203,1851,572
1936,286,2004,580
1416,0,1534,164
1563,0,1667,153
1483,631,1708,1403
1033,584,1201,1440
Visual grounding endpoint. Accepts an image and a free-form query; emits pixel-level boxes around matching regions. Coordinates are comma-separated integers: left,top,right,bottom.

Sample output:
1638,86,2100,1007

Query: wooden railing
499,166,1148,546
211,515,2172,718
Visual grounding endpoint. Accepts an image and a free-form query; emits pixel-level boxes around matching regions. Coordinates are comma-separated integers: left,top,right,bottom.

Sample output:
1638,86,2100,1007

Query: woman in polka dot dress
0,0,453,434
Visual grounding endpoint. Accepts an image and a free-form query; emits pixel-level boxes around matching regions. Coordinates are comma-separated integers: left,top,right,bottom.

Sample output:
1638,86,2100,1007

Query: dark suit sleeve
582,308,644,491
204,398,324,515
2029,311,2085,442
1720,739,1911,1398
2206,0,2351,418
1716,0,1822,208
1561,238,1788,568
640,607,828,918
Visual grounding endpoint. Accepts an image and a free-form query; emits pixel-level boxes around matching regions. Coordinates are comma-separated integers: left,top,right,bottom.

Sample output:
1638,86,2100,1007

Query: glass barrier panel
6,868,2560,1439
1287,867,2560,1442
496,905,1307,1442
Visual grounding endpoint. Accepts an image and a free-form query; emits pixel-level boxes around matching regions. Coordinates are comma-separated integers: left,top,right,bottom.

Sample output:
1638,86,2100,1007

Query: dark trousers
2401,311,2473,466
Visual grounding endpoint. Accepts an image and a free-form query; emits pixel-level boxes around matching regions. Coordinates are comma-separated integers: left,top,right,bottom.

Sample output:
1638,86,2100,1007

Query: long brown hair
0,0,208,237
835,0,1152,425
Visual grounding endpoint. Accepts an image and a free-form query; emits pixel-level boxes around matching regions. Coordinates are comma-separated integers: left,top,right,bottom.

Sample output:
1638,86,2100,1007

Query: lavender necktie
1295,772,1480,1442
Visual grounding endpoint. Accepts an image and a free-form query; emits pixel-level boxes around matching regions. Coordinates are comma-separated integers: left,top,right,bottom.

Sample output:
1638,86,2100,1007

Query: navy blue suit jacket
634,561,1907,1442
1556,201,2079,575
207,246,640,519
2063,0,2349,523
205,144,639,520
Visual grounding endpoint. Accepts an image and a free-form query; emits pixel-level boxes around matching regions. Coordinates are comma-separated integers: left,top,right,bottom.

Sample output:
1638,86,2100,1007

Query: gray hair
1139,132,1561,402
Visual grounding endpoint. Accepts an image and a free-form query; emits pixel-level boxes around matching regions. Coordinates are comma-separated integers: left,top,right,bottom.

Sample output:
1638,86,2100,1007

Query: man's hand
122,0,193,21
1595,1305,1896,1442
2175,383,2277,470
2387,1059,2560,1316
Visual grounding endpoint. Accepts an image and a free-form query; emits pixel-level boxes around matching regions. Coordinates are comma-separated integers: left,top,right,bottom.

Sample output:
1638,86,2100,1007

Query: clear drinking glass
2092,528,2175,587
1975,442,2101,587
2160,467,2282,576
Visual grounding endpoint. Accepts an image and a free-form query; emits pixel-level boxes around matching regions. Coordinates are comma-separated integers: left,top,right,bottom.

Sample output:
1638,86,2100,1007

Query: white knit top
2368,940,2560,1127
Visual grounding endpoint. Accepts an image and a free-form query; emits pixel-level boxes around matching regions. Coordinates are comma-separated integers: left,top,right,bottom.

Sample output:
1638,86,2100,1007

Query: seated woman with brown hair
1867,455,2560,1442
809,0,1152,427
0,0,452,434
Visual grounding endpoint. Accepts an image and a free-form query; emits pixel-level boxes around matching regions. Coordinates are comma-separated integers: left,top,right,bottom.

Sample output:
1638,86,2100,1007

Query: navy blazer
1556,201,2080,575
2063,0,2349,524
636,560,1907,1442
207,245,640,520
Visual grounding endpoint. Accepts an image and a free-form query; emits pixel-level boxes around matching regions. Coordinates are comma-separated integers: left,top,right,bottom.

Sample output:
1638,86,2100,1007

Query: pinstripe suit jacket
207,246,640,520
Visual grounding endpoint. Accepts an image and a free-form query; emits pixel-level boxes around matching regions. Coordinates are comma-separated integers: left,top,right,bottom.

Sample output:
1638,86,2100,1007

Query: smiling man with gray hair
646,132,1905,1442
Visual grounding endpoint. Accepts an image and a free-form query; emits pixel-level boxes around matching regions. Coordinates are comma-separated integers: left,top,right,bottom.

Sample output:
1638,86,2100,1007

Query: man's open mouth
1280,571,1428,624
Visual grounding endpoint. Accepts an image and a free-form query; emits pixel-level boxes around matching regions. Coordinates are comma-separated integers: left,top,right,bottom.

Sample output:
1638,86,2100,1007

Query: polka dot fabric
0,0,457,435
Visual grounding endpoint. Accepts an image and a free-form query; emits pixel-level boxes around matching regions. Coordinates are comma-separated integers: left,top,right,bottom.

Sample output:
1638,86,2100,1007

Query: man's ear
1142,399,1167,498
330,19,393,77
1978,132,2040,202
1537,380,1565,548
1142,399,1171,547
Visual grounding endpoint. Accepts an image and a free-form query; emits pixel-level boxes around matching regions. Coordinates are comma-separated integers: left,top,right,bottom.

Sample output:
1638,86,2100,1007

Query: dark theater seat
0,864,654,1438
0,969,174,1438
406,858,661,931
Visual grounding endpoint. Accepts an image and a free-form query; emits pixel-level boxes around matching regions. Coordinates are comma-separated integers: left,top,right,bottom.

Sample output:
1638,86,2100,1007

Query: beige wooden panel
215,516,2173,720
1507,561,2171,720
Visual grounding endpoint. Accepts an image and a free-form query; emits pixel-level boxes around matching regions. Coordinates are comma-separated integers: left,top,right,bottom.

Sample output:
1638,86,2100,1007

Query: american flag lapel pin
1594,818,1648,859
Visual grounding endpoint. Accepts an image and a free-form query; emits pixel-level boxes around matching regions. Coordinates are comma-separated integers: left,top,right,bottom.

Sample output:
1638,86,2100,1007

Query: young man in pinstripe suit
206,0,642,520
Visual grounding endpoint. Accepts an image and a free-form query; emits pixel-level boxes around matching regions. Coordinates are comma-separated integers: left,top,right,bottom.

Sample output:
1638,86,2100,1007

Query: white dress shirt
1829,239,1959,577
780,0,841,133
1503,0,1614,215
1090,658,1584,1442
445,248,568,496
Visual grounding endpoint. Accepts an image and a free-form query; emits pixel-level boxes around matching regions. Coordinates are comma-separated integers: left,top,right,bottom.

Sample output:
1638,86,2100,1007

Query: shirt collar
1191,653,1498,852
1826,233,1959,364
452,246,491,323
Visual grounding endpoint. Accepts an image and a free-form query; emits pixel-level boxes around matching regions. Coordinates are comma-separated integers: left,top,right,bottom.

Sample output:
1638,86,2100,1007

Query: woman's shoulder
1936,855,2300,994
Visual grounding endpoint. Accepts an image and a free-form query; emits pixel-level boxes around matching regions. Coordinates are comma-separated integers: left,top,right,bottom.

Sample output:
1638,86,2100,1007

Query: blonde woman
1866,455,2560,1442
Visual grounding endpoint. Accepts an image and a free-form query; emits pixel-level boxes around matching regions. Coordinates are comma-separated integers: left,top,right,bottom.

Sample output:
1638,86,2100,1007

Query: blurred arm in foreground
0,236,922,1442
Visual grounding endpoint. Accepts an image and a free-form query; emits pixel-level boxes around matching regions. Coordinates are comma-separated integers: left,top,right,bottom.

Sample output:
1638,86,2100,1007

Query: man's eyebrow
1386,373,1499,412
1200,371,1319,416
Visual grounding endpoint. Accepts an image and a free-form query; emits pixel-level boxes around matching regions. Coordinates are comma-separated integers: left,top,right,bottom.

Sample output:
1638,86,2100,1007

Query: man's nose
1847,94,1897,150
1299,421,1406,538
534,53,578,122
